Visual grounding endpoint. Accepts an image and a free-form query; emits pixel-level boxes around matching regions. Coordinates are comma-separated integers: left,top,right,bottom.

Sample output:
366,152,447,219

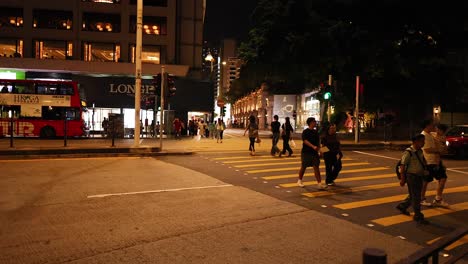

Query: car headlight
446,140,450,146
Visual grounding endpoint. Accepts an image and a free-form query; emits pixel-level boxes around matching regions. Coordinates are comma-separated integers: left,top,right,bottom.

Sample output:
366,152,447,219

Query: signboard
0,94,71,107
217,98,225,107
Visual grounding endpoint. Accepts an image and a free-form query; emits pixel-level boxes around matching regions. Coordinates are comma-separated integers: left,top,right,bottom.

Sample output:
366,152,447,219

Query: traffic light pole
159,66,165,150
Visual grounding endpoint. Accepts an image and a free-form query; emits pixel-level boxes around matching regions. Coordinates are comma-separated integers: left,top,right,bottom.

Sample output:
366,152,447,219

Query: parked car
445,125,468,158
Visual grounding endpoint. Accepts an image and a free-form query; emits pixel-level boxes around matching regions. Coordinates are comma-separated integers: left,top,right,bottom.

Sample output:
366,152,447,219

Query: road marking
371,202,468,226
212,156,273,160
223,157,352,164
302,182,399,198
446,169,468,175
262,167,390,180
427,235,468,251
87,184,234,198
246,162,371,173
353,151,468,175
225,157,300,164
234,159,354,168
279,173,395,188
353,151,400,160
334,186,468,209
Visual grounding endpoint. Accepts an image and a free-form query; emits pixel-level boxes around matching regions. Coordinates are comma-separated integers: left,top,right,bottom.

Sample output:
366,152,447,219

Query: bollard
363,248,387,264
64,118,68,147
9,111,14,148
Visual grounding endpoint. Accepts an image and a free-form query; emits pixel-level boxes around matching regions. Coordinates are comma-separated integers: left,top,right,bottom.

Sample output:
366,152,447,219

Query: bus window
60,84,74,95
37,84,59,94
66,108,80,120
42,106,64,120
16,83,35,94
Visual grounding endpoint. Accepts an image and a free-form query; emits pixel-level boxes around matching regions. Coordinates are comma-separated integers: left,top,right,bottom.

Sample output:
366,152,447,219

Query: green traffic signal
324,92,331,100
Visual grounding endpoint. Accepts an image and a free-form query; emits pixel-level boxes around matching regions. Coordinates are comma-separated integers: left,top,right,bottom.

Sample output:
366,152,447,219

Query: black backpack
395,149,412,180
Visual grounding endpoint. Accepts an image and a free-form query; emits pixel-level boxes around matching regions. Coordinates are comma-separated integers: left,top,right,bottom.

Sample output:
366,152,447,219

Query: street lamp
205,53,214,72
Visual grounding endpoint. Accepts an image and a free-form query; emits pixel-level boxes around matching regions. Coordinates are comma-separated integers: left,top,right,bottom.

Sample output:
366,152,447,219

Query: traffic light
167,74,176,97
221,106,226,116
153,74,161,96
323,85,332,100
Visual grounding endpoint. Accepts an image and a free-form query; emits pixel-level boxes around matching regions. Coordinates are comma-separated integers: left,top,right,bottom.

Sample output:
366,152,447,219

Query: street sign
217,98,225,107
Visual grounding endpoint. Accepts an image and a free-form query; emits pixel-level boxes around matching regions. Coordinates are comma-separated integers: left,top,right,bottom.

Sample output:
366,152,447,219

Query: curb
0,149,194,160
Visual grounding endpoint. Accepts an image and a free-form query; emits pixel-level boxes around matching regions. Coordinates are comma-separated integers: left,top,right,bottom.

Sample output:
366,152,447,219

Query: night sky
203,0,258,42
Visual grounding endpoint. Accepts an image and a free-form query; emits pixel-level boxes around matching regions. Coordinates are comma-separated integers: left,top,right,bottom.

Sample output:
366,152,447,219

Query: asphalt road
160,148,468,258
0,133,466,263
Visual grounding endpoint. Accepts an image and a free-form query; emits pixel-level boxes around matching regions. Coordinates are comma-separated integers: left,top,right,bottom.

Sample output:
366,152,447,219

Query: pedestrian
270,115,281,156
209,121,216,139
280,116,294,157
216,118,225,143
321,123,343,186
420,120,449,207
173,118,182,139
155,121,160,137
101,117,109,137
243,115,259,156
297,117,328,190
188,120,195,137
396,134,430,225
149,119,154,137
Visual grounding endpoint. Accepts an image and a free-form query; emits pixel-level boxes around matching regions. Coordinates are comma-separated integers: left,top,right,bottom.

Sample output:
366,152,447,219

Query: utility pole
133,0,143,146
159,66,165,150
355,76,360,143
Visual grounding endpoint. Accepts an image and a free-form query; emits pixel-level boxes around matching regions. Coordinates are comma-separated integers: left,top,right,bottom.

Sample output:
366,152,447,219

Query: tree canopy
232,0,465,119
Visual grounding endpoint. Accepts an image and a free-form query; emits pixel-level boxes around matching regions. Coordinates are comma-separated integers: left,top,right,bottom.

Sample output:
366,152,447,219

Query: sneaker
318,183,328,190
396,205,410,216
297,180,305,187
327,182,336,186
420,199,432,206
432,199,449,208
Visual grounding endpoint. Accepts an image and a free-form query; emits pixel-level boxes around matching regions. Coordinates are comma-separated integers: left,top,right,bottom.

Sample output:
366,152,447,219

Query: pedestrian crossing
206,151,468,253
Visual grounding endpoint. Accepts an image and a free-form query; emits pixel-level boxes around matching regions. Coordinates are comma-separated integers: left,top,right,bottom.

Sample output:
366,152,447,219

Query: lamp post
205,53,214,73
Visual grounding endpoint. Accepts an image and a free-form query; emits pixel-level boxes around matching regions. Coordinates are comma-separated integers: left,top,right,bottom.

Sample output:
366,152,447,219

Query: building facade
0,0,210,133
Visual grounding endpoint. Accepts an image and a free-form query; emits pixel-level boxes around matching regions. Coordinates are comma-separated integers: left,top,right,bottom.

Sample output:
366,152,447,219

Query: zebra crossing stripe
246,162,371,173
236,160,364,168
371,202,468,226
262,167,390,180
212,156,264,160
302,182,399,198
334,186,468,210
279,173,395,188
223,157,353,164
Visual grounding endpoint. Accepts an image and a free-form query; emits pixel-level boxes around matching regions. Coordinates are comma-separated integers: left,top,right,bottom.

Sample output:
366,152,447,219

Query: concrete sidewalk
0,128,411,159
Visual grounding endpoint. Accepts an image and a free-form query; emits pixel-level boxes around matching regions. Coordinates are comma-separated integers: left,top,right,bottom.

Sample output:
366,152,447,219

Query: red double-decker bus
0,79,85,138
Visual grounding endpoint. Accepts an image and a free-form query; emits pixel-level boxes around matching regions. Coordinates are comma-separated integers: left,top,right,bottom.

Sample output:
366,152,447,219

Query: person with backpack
396,134,430,225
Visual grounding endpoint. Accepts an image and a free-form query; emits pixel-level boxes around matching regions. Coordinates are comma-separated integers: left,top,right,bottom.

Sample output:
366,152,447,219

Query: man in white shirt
420,119,449,207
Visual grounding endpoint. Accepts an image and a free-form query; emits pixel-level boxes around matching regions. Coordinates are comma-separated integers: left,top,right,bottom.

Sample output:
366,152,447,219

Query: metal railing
363,227,468,264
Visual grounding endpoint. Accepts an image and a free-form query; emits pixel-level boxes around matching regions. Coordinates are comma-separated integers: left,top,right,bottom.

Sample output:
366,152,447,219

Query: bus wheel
40,126,56,138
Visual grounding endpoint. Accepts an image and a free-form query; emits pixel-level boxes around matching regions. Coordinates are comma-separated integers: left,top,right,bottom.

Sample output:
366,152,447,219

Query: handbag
256,137,261,144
